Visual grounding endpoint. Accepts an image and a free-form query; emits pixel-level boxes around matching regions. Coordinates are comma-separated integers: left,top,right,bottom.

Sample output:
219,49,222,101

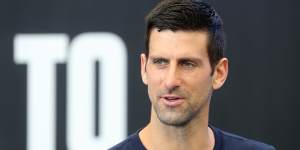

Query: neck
139,106,215,150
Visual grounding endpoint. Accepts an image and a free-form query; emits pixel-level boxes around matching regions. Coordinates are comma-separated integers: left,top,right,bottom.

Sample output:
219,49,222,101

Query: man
110,0,275,149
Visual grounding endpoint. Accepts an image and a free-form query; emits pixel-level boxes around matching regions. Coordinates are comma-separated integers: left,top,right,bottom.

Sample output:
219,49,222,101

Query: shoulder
213,127,276,150
108,132,145,150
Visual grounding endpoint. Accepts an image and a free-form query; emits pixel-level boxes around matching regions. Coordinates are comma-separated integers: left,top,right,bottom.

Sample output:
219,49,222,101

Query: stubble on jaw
150,88,210,127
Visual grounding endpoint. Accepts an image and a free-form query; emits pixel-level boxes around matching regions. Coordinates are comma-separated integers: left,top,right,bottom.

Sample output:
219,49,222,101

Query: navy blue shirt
109,126,275,150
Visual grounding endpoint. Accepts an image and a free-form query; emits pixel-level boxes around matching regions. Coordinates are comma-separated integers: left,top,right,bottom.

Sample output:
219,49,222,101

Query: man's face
141,29,227,126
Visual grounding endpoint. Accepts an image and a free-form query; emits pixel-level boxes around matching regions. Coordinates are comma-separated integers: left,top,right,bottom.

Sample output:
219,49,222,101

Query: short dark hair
145,0,225,70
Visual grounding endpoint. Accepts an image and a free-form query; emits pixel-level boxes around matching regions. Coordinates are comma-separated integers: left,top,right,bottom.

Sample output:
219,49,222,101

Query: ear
140,53,148,85
212,58,228,90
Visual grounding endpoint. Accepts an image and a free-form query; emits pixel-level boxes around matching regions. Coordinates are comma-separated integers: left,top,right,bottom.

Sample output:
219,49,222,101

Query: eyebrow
149,56,167,60
179,57,204,66
149,56,204,64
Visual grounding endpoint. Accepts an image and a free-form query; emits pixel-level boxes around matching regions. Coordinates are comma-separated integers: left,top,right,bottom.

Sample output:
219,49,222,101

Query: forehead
149,29,209,58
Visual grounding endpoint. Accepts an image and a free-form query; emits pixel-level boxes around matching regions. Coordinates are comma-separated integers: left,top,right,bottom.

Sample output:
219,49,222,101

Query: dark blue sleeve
221,130,276,150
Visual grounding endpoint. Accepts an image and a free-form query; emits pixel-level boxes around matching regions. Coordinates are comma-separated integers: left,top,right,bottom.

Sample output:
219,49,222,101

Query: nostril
164,68,182,90
164,79,181,89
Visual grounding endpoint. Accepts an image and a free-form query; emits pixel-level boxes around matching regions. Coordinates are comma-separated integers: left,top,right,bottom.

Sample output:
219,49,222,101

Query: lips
160,95,184,107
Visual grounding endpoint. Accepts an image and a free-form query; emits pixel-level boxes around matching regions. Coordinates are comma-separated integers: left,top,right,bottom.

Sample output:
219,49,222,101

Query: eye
152,58,168,66
180,60,196,68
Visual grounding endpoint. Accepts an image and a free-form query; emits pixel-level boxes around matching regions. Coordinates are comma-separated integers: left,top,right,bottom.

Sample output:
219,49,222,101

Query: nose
164,65,182,91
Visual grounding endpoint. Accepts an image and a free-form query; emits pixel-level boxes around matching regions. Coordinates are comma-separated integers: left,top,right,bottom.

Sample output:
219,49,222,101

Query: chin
155,108,194,127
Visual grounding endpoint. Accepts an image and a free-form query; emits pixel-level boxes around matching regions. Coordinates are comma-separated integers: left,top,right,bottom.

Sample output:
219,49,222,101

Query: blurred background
0,0,299,149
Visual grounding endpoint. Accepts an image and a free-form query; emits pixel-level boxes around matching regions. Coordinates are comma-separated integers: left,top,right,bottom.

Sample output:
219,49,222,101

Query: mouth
160,95,184,107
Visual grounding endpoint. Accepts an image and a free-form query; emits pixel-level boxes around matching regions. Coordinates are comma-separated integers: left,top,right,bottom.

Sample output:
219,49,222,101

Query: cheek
147,67,164,86
146,69,164,100
185,74,213,96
